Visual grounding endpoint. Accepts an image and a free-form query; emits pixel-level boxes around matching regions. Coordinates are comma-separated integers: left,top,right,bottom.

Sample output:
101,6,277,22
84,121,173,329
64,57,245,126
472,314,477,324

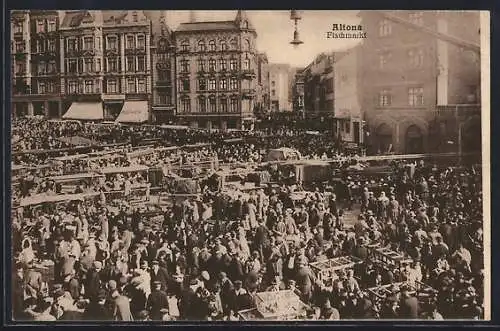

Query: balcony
241,69,256,79
242,88,256,99
155,80,172,88
435,104,481,119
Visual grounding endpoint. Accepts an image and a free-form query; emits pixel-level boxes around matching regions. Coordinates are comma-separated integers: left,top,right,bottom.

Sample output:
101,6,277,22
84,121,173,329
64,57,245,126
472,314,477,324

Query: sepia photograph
9,9,489,322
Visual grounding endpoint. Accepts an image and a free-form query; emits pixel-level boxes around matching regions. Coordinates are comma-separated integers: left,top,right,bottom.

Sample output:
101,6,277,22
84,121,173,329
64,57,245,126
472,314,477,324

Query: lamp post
290,10,303,48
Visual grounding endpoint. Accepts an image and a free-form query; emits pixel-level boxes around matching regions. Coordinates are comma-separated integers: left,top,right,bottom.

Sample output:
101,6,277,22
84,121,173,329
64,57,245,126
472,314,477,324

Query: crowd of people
11,119,485,321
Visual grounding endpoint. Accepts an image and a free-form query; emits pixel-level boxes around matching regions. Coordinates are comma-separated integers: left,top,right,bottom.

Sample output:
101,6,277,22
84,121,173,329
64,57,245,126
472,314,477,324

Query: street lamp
290,10,303,48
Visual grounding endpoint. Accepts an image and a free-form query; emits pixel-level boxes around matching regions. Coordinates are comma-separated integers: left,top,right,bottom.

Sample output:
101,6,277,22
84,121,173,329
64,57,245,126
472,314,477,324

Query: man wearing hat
136,310,150,321
321,299,340,320
147,280,169,320
179,278,200,320
149,259,170,292
295,256,316,303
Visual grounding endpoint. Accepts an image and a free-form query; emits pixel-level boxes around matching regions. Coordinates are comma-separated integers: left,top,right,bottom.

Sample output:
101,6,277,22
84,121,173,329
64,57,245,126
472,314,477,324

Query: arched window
220,40,227,51
244,39,251,52
198,96,207,112
209,40,216,51
230,39,238,50
198,40,206,52
181,40,190,52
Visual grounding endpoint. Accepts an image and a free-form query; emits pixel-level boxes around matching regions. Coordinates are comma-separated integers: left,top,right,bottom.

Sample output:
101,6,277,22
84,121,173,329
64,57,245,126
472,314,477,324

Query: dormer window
209,40,216,52
243,21,249,29
132,11,138,22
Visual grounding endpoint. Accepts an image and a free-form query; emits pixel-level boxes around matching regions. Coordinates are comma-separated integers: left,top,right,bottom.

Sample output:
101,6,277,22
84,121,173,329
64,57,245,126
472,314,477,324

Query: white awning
115,101,149,123
62,102,104,121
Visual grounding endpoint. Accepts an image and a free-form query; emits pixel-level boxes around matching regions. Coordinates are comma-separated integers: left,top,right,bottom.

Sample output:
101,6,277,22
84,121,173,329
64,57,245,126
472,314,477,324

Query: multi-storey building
254,52,270,117
174,10,258,130
302,53,335,120
59,10,152,122
11,10,63,118
101,10,152,122
333,45,364,144
292,69,305,114
268,63,293,112
358,11,480,154
147,11,176,124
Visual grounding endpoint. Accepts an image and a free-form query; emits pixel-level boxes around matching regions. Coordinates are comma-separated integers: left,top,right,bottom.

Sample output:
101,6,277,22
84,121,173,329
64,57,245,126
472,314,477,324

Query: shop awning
115,101,149,123
62,102,104,121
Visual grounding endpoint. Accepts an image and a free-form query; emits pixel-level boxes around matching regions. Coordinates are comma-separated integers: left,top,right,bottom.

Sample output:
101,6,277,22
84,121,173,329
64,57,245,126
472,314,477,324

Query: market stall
310,256,363,286
238,290,309,321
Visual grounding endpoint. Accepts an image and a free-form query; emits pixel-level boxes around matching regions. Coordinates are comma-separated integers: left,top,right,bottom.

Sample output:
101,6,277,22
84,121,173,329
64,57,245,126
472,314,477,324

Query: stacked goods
254,290,304,319
173,178,200,194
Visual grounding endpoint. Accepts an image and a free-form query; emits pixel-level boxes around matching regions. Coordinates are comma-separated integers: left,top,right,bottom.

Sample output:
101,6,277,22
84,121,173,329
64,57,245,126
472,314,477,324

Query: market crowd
11,120,484,321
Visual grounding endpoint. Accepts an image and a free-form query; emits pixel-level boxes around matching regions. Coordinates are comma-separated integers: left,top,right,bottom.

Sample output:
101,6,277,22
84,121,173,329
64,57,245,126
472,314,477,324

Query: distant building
173,10,258,130
269,63,293,112
292,69,305,114
358,11,480,154
302,53,335,119
254,52,270,117
333,45,364,144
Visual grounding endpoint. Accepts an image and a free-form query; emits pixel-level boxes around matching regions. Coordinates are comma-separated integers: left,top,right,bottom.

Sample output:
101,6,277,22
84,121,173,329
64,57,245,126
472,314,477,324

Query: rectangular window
37,20,45,33
199,79,207,91
199,98,207,112
220,59,227,71
198,59,206,72
230,59,238,71
271,90,276,97
219,99,228,112
378,89,392,106
138,79,146,93
219,79,227,91
96,59,101,72
158,93,171,105
243,59,250,70
128,79,136,93
96,37,101,50
137,35,145,49
14,23,23,34
84,37,93,50
137,56,145,71
47,82,55,93
181,42,189,52
182,79,190,92
230,98,238,112
126,35,135,49
409,12,424,25
85,80,93,93
379,19,392,37
47,20,56,32
230,78,238,90
209,59,216,72
408,87,424,106
47,61,56,73
107,36,118,50
38,82,46,94
181,60,189,73
15,42,24,52
67,38,76,51
48,40,56,52
208,79,216,91
69,81,77,94
209,98,216,112
68,59,77,73
78,59,84,73
127,56,135,72
84,58,93,72
408,49,424,68
108,58,118,72
36,40,45,53
107,79,117,93
345,121,351,134
379,52,392,69
181,99,191,112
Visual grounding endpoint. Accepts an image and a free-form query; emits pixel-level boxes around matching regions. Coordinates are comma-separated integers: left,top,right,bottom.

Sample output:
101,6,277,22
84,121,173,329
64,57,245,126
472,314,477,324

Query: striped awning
62,102,104,121
115,101,149,123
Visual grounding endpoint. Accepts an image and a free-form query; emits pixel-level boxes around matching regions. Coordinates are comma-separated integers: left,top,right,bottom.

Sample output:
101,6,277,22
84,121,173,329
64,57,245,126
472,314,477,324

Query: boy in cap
147,280,169,320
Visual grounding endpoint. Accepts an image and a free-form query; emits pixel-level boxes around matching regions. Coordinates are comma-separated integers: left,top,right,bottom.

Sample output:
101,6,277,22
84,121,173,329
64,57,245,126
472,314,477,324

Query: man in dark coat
85,261,103,301
84,289,111,320
147,281,170,320
398,285,419,319
149,259,170,292
295,257,316,303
